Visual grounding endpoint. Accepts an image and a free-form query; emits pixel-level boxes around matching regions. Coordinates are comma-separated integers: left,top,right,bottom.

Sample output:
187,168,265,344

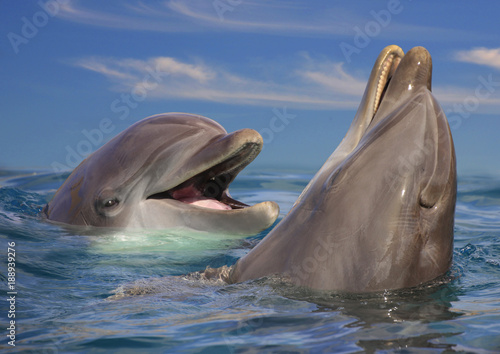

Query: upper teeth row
373,54,395,115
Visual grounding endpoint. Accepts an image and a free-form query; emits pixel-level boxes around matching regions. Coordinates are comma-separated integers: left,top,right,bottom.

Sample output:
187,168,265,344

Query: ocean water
1,169,499,353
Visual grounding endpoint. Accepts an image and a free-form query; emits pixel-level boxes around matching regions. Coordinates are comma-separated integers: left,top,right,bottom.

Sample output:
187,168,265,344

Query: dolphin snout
395,46,432,91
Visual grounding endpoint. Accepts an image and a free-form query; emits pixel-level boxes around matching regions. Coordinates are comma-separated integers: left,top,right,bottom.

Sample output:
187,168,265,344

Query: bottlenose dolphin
44,113,279,235
227,45,457,292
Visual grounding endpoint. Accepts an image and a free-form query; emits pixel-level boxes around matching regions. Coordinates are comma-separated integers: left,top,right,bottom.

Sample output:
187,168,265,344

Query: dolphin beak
142,127,280,234
371,45,405,118
372,46,433,127
147,129,266,211
360,45,405,122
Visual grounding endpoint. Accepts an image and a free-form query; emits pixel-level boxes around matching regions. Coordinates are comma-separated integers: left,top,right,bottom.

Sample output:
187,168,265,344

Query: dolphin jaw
373,47,432,125
146,142,260,211
373,53,402,117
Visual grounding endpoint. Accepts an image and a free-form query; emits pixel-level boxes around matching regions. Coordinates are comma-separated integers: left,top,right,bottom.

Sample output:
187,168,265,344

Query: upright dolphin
228,46,457,292
44,113,279,235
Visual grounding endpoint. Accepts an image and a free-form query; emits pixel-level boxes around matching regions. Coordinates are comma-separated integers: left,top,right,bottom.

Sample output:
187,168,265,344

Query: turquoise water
1,169,500,353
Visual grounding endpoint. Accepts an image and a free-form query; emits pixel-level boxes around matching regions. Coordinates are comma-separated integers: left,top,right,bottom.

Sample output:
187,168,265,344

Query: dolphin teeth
373,53,403,118
390,56,401,76
374,54,394,116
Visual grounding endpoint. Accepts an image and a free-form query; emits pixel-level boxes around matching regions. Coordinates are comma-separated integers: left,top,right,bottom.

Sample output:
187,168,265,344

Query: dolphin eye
103,199,119,208
96,189,121,216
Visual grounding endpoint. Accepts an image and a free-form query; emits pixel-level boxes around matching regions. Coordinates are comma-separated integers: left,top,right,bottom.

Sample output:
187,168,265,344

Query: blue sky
2,1,500,175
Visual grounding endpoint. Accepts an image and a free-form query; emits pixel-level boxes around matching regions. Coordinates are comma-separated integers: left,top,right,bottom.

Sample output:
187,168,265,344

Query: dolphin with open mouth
227,45,457,292
44,113,279,235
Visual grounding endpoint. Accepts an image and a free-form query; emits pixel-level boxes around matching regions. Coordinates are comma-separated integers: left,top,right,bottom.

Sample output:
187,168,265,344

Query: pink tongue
171,185,231,210
178,197,231,210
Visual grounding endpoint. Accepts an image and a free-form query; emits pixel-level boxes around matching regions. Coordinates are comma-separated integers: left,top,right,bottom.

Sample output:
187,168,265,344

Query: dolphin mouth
147,143,259,211
372,50,403,117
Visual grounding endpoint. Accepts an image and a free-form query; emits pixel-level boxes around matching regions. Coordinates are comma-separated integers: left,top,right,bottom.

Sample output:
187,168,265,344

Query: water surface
0,170,499,353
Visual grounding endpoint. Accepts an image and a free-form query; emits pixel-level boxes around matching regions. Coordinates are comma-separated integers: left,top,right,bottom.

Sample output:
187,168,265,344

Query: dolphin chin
45,113,279,235
228,45,457,292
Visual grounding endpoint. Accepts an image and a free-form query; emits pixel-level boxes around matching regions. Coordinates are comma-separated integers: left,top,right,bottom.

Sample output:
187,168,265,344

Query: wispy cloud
71,53,500,112
153,57,215,82
297,59,366,96
434,86,500,106
56,0,470,41
71,55,366,109
73,57,137,80
165,0,352,35
455,47,500,70
56,0,355,35
56,1,189,31
438,47,500,114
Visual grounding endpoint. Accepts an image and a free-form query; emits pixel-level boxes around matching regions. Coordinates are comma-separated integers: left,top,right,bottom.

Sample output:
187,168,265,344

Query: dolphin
227,45,457,292
44,113,279,235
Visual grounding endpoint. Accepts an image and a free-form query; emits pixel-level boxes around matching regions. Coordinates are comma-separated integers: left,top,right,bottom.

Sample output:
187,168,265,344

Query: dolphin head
45,113,279,235
230,46,457,292
315,45,457,291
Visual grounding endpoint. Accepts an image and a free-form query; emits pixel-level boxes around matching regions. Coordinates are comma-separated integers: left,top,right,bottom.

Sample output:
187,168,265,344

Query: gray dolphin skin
44,113,279,235
228,45,457,292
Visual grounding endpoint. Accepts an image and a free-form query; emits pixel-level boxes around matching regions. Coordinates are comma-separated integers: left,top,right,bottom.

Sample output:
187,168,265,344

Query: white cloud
56,1,188,31
298,62,366,96
73,57,137,80
152,58,215,83
56,0,354,35
433,85,500,116
72,53,500,113
455,47,500,70
56,0,467,41
165,0,352,35
71,55,365,109
73,56,213,83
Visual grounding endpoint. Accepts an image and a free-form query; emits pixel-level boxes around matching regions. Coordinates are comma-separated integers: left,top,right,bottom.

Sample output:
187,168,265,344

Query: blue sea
1,169,499,353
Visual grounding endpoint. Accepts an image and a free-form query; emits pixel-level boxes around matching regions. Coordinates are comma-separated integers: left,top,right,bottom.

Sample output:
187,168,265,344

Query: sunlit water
1,169,499,353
